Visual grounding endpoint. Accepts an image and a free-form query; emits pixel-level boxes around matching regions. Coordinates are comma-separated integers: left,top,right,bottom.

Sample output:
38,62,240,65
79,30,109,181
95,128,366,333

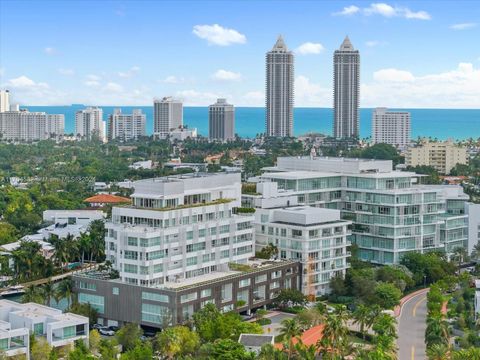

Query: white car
99,327,115,336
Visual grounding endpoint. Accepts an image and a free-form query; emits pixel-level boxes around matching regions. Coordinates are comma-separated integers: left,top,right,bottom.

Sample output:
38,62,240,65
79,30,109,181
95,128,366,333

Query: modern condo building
107,108,146,141
372,108,411,149
154,97,183,139
209,98,235,141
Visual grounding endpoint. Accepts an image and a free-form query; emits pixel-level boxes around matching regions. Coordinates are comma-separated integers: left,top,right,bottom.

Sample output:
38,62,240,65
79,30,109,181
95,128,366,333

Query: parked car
92,324,103,330
99,327,115,336
108,325,120,332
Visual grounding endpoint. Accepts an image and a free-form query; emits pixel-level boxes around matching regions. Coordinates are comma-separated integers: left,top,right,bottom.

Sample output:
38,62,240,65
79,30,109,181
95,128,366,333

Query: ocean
24,105,480,140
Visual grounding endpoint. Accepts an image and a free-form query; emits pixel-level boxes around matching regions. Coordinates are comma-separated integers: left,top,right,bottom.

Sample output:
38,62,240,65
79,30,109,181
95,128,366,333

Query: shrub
256,318,272,326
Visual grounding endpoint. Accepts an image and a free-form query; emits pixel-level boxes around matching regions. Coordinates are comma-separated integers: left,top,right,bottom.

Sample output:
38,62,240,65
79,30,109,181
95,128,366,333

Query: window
124,264,138,274
142,292,169,303
127,237,138,246
34,322,44,336
180,292,198,303
63,326,75,339
0,338,7,350
221,250,230,258
112,287,119,295
78,282,96,291
255,274,267,283
78,293,105,313
141,303,170,325
186,257,198,266
154,264,163,273
201,288,212,298
239,278,251,287
199,229,206,238
124,250,138,260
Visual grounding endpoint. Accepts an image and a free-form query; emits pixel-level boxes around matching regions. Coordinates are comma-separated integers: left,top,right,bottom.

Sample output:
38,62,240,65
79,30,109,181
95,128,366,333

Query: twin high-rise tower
264,35,360,139
265,36,294,137
333,36,360,139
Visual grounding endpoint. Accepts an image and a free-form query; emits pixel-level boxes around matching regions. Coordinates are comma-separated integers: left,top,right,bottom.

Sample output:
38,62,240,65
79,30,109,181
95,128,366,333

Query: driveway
260,311,296,337
397,289,429,360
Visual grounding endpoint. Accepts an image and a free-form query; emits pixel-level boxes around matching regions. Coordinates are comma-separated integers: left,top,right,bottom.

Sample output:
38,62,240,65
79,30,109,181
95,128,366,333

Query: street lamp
423,275,427,287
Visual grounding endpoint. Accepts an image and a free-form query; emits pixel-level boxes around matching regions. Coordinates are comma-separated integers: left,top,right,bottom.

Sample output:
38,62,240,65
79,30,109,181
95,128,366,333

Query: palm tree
470,241,480,263
425,314,449,348
257,344,287,360
452,347,480,360
352,304,373,340
56,278,74,308
22,285,44,304
42,281,55,306
294,340,316,360
427,344,450,360
279,318,301,360
317,305,350,358
77,232,91,264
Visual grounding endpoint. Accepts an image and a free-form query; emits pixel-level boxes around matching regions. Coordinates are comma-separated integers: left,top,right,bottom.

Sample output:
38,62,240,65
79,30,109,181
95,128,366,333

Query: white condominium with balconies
243,156,469,265
154,97,183,139
0,109,64,142
254,205,351,296
105,172,255,287
75,107,105,141
107,108,146,141
372,107,411,149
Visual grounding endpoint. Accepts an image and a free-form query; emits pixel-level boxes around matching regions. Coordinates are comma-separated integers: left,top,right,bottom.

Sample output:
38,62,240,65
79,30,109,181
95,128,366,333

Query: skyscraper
75,107,105,141
108,108,146,142
153,97,183,139
209,98,235,141
0,90,10,113
265,36,294,137
333,36,360,139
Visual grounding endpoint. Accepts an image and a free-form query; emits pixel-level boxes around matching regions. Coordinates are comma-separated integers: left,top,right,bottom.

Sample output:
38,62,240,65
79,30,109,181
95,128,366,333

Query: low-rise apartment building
243,156,469,265
405,140,468,174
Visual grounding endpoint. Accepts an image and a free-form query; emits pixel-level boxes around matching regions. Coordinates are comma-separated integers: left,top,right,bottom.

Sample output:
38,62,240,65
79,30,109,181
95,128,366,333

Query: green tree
120,343,153,360
426,343,450,360
278,318,301,360
153,326,200,359
200,338,254,360
425,314,449,348
22,285,44,304
115,323,142,351
317,306,351,359
0,222,18,245
31,337,52,360
56,278,74,308
88,330,101,355
272,289,306,309
372,282,402,310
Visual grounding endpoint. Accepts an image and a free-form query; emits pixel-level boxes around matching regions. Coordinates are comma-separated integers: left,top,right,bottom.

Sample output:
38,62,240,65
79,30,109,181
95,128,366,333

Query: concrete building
107,109,146,141
405,141,468,174
243,156,469,265
42,210,104,226
74,172,301,327
209,99,235,141
0,90,10,113
0,110,64,142
75,107,105,141
475,280,480,320
254,205,351,296
266,36,294,137
372,108,411,149
0,300,89,358
154,97,183,139
333,36,360,139
465,203,480,256
169,127,198,142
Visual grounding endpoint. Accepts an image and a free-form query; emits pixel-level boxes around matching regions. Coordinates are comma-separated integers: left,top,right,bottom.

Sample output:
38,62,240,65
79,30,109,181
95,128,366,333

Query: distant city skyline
0,0,479,108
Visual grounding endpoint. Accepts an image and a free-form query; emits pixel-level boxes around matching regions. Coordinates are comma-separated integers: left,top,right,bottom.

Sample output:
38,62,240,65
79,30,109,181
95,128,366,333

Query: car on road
98,327,115,336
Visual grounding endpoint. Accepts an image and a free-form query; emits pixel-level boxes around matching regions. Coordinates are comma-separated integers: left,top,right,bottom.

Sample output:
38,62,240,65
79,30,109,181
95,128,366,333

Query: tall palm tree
427,344,450,360
452,347,480,360
56,278,74,308
317,305,350,359
425,314,449,348
77,232,91,264
279,318,301,360
352,304,374,340
42,281,55,306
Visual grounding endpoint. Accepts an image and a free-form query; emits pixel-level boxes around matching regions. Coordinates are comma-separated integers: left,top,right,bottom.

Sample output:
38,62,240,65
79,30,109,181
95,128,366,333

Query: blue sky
0,0,479,108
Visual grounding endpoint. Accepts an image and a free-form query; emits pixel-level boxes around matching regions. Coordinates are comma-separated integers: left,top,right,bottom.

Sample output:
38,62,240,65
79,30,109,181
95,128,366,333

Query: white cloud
44,47,56,55
363,63,480,108
450,23,477,30
373,68,415,82
103,82,124,93
193,24,246,46
366,40,379,47
212,69,242,81
295,75,331,107
242,91,264,106
87,74,101,81
7,75,49,89
334,5,360,16
58,68,75,76
295,42,325,55
84,74,101,87
335,3,431,20
162,75,184,84
175,89,221,106
2,75,68,104
118,66,140,78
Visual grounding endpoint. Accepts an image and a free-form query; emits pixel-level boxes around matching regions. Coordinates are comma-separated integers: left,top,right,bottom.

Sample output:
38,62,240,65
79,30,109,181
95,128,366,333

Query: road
397,289,429,360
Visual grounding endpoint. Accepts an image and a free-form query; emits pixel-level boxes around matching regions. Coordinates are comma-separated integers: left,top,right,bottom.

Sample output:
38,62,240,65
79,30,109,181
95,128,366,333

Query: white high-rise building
0,110,64,142
266,36,294,137
108,109,146,141
75,107,105,141
105,172,255,287
333,36,360,139
209,98,235,141
372,108,411,149
154,97,183,139
0,90,10,113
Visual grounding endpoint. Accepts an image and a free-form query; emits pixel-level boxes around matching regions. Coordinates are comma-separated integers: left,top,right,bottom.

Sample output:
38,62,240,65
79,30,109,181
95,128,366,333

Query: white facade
266,36,294,137
334,36,360,139
42,210,104,226
244,156,469,265
0,110,64,142
108,108,146,141
169,127,198,141
475,280,480,320
154,97,183,139
0,300,89,356
209,99,235,141
372,108,411,149
75,107,105,141
0,90,10,113
105,172,255,287
255,206,351,296
466,203,480,256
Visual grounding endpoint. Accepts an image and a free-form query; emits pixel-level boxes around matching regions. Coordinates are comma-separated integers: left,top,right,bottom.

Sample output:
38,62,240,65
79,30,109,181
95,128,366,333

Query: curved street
397,289,429,360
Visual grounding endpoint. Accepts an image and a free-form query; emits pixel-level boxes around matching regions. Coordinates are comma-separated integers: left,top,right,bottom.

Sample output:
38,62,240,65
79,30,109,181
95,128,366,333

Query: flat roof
261,170,418,179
